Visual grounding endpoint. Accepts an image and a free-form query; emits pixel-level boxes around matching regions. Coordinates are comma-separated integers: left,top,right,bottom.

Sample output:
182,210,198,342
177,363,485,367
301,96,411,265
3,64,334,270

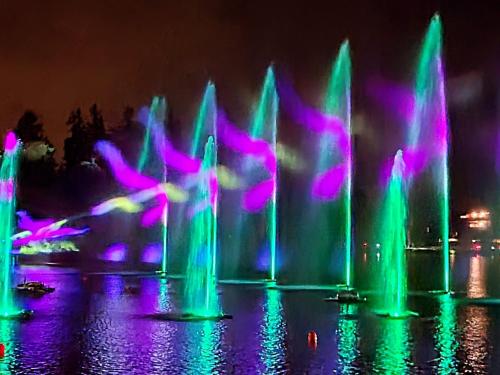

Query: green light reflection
374,318,410,374
259,288,286,374
337,304,359,373
434,294,458,374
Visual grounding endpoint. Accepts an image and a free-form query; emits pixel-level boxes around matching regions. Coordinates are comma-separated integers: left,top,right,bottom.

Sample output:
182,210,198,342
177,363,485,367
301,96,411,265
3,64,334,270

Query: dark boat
16,280,55,296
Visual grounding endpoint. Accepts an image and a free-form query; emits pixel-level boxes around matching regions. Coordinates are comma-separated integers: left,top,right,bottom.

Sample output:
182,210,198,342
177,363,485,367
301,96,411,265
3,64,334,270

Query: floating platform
373,310,419,319
147,312,232,322
324,290,366,303
0,309,34,320
218,278,273,286
460,298,500,306
269,284,344,292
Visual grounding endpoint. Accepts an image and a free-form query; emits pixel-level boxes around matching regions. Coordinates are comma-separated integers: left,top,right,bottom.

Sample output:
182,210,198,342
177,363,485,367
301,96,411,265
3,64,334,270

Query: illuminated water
0,133,21,316
184,136,219,317
376,150,409,317
408,14,451,292
2,252,500,374
323,41,352,287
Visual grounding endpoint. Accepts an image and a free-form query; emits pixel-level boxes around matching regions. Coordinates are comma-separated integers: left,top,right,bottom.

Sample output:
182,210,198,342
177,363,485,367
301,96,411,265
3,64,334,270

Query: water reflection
259,289,287,374
0,320,15,374
182,321,225,374
462,255,489,372
336,304,359,373
434,294,458,374
374,319,410,374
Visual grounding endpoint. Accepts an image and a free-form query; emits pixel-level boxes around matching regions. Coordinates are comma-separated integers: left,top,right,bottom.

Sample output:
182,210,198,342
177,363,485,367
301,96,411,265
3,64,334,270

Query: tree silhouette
15,110,44,143
14,110,56,186
64,108,90,168
87,104,106,142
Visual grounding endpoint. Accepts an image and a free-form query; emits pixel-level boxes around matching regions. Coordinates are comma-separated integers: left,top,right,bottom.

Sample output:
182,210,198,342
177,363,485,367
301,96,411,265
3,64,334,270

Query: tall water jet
0,132,31,318
138,97,169,276
323,40,353,288
247,66,278,282
172,83,218,276
376,150,415,318
408,14,450,292
183,136,224,319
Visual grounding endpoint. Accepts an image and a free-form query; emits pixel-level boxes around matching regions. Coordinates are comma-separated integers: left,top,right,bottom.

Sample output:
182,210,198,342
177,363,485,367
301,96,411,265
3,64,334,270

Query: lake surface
3,251,500,374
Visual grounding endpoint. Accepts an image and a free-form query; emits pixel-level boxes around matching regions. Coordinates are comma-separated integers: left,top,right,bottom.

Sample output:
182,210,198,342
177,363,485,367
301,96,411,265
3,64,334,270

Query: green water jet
0,133,31,319
376,150,415,318
321,40,352,287
250,66,278,282
138,97,170,276
409,14,450,293
183,136,221,318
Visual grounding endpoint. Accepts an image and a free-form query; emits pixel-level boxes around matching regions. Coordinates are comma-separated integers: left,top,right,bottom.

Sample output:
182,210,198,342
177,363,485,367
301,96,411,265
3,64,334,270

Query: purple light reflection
311,164,347,201
95,141,157,190
141,243,162,264
243,178,275,213
4,131,18,154
100,243,127,262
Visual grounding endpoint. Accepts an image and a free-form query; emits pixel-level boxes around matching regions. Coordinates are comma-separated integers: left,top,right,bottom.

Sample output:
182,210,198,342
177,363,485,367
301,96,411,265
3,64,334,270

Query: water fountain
0,132,32,319
407,14,450,293
137,97,169,276
158,136,228,320
375,150,416,318
323,40,353,290
221,66,279,284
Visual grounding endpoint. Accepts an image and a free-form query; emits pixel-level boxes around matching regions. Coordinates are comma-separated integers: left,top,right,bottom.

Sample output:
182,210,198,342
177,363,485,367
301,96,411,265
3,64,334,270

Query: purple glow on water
4,131,18,154
100,243,127,262
218,111,277,174
0,179,14,201
379,147,429,186
276,77,349,156
141,243,162,264
243,178,275,213
366,77,415,122
311,164,347,201
256,243,282,272
187,200,209,219
17,211,55,232
13,227,89,247
138,105,201,174
403,147,429,178
209,170,218,211
95,141,158,190
141,193,168,227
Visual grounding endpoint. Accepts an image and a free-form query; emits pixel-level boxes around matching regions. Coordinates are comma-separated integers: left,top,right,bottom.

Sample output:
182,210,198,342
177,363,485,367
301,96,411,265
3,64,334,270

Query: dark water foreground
2,252,500,374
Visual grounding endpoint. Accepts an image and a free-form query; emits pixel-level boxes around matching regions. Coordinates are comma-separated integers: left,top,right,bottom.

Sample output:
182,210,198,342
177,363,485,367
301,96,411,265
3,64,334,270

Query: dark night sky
0,0,498,210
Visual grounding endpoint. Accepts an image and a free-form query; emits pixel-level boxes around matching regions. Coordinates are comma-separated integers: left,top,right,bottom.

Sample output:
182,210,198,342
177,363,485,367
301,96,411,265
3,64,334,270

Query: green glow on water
0,140,20,316
184,137,219,317
337,304,359,372
410,14,450,292
259,288,285,373
184,321,221,375
374,319,410,373
323,41,352,287
0,320,14,373
434,294,458,374
378,150,408,317
251,66,278,281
